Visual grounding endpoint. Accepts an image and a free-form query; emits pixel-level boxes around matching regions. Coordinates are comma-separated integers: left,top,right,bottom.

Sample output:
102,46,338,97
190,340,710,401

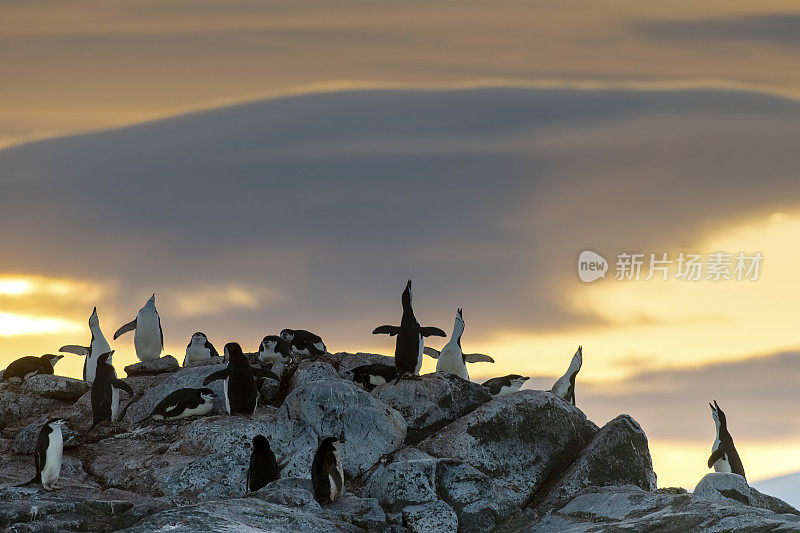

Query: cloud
634,14,800,48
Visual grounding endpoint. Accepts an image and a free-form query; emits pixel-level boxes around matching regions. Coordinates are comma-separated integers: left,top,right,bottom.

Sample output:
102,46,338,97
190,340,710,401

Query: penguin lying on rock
351,364,398,392
2,354,63,383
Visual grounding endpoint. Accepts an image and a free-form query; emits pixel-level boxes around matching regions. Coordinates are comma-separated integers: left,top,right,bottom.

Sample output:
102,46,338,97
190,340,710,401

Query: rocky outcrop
0,391,68,431
20,374,90,401
375,372,492,444
402,500,458,533
124,355,181,376
693,472,799,516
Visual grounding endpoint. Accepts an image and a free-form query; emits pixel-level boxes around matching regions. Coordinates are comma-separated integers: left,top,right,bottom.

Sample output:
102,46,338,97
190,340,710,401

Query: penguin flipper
423,347,441,358
252,367,280,381
207,342,219,358
464,353,495,363
59,345,89,356
113,319,137,340
113,379,134,397
419,327,447,338
372,325,400,336
707,447,726,468
203,369,228,385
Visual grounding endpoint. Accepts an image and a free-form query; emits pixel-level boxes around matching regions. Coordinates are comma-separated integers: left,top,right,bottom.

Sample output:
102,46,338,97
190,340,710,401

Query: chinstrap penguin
551,346,582,405
424,308,494,380
247,434,280,492
351,364,398,391
2,354,63,383
89,351,134,431
708,400,746,480
482,374,530,397
17,418,67,490
114,293,163,362
183,332,219,366
280,329,327,356
203,342,272,415
59,307,112,383
311,436,344,504
140,387,217,423
258,335,293,364
372,279,446,378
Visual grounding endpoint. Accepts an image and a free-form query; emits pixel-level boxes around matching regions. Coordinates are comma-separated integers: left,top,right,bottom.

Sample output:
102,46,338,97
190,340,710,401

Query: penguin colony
2,282,747,498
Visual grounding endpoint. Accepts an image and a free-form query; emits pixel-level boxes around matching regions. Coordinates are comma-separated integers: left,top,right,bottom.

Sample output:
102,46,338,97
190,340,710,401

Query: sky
2,0,800,497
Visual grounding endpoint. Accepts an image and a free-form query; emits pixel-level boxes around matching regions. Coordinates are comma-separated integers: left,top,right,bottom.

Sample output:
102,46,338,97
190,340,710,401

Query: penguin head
223,342,244,361
43,354,64,366
710,400,727,427
89,307,99,326
261,335,279,352
97,350,115,365
402,279,413,307
146,293,156,307
199,387,216,400
454,307,465,331
574,345,583,366
319,436,340,454
191,332,208,344
279,329,294,342
252,434,271,452
47,418,67,429
510,375,530,387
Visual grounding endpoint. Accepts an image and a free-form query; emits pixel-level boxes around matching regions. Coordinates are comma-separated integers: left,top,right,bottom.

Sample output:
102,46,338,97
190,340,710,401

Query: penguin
203,342,268,415
708,400,746,480
482,374,530,397
372,279,446,378
2,354,63,383
258,335,293,364
114,293,163,362
59,306,112,383
183,332,219,366
550,346,582,405
89,351,134,431
247,434,280,492
280,329,327,356
423,308,494,380
311,436,344,504
350,364,398,392
139,387,217,423
17,418,67,490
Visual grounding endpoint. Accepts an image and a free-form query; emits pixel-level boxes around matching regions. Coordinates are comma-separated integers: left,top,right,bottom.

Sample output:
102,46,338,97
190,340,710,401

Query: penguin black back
2,354,63,382
203,342,259,415
247,434,280,492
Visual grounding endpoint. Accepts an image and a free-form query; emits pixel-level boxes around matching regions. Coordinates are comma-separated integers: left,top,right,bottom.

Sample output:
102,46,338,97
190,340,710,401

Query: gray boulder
20,374,90,401
0,391,67,431
124,355,180,376
403,500,458,533
364,448,438,512
290,360,340,389
278,379,407,476
375,372,492,444
336,352,396,378
532,414,657,513
418,390,597,505
694,472,799,516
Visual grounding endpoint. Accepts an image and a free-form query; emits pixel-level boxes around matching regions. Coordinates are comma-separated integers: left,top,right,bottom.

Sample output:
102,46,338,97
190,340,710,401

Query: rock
402,500,458,533
329,493,388,530
124,355,180,376
436,460,518,532
20,374,90,401
12,417,85,453
120,497,363,532
375,372,492,444
278,379,406,476
336,352,396,378
122,364,228,423
0,391,68,430
183,355,225,368
417,390,597,505
364,448,438,512
521,484,800,532
258,377,280,403
533,414,657,513
291,360,340,389
694,472,800,516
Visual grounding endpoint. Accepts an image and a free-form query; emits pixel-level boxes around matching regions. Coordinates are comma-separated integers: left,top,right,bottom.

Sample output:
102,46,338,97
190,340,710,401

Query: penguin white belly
712,439,731,472
369,375,387,387
436,346,469,380
176,400,214,419
134,310,161,361
111,386,120,422
259,349,284,364
224,378,231,414
41,429,63,486
329,474,342,500
86,335,112,383
415,335,424,375
185,345,210,365
497,384,521,397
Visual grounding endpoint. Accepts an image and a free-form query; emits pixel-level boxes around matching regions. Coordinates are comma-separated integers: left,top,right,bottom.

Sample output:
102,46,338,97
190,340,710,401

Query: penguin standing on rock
311,436,344,504
89,351,134,431
114,294,163,362
551,346,582,405
708,400,746,480
258,335,293,364
183,332,219,366
2,354,63,383
482,375,530,397
17,418,67,490
59,307,112,383
423,308,494,380
203,342,271,415
247,434,280,492
280,329,327,356
372,279,446,378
